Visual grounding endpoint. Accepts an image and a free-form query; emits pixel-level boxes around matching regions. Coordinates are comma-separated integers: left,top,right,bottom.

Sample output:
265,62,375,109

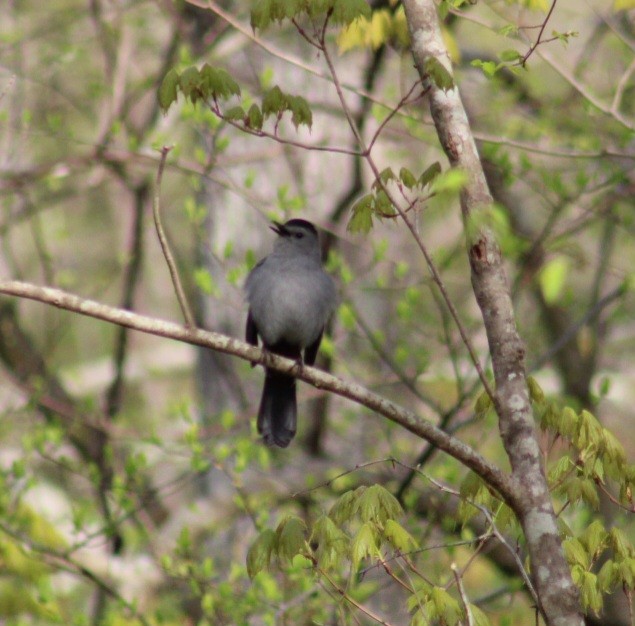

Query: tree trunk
401,2,585,624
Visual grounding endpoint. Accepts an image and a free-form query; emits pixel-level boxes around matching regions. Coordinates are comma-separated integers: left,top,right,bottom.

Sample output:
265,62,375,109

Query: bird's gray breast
246,258,335,348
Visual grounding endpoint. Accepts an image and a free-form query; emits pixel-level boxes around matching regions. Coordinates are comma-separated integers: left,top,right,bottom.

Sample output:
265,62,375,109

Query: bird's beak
270,221,288,236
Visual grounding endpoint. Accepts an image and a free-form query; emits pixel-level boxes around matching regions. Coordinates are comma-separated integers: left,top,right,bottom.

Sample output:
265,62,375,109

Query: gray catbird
245,219,337,447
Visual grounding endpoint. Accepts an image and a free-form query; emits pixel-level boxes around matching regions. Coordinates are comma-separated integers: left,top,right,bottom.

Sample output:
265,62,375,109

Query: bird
245,219,337,447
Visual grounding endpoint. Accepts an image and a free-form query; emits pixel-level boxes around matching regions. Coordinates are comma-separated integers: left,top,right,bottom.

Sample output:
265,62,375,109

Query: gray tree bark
401,1,585,624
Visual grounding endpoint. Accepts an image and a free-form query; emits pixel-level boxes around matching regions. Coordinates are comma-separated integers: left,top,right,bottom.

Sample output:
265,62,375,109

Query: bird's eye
294,232,304,239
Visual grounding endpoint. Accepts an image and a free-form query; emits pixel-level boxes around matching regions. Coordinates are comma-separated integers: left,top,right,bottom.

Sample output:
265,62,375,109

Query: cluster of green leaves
160,527,287,625
409,582,492,626
158,64,240,112
246,483,500,625
250,0,371,31
0,446,67,623
159,64,313,133
337,6,410,52
348,163,442,233
456,470,517,533
562,521,635,614
539,403,633,509
247,484,416,579
224,86,313,131
472,378,635,615
530,386,635,613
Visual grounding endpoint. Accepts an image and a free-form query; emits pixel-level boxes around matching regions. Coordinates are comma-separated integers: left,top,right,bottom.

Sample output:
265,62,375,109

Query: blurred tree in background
0,0,634,625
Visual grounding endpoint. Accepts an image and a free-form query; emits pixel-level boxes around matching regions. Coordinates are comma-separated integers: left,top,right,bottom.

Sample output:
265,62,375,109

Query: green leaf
579,520,608,558
375,190,396,216
179,66,202,101
384,519,418,552
560,406,579,438
224,105,246,121
564,538,590,568
329,486,366,524
250,0,304,30
200,64,241,99
430,586,463,624
424,57,454,91
247,103,264,129
246,529,276,578
158,68,180,112
609,527,633,559
276,516,307,562
527,376,545,404
597,559,619,590
348,194,374,234
618,557,635,587
373,167,396,191
498,48,522,63
357,484,403,524
578,570,603,613
538,256,569,304
575,409,603,450
399,167,417,189
309,515,349,570
431,168,468,194
287,94,313,129
262,85,286,117
351,522,378,568
418,161,442,188
470,603,493,626
471,59,500,78
474,389,492,416
615,0,635,8
331,0,372,25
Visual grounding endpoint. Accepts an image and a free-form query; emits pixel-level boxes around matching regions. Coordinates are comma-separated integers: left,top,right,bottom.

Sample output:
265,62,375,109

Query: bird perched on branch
245,219,336,447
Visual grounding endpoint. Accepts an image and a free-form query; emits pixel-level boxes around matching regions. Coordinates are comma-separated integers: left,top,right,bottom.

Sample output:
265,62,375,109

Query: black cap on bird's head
270,219,318,238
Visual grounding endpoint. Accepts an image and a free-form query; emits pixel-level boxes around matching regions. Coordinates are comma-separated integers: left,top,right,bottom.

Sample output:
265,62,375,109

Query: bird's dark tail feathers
258,368,296,447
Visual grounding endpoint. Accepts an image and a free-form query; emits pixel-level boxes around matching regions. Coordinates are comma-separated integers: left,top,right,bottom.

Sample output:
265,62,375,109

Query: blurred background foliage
0,0,634,624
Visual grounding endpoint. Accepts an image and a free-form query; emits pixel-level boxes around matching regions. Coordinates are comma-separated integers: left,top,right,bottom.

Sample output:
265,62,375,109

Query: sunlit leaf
424,57,454,91
246,529,276,578
538,256,569,304
158,68,180,112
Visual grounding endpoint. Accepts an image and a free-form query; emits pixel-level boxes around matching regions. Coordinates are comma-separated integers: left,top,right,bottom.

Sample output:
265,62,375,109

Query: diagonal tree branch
0,279,517,506
401,1,584,625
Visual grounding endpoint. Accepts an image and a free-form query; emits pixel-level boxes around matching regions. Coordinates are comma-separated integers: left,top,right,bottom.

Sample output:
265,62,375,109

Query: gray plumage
245,219,336,447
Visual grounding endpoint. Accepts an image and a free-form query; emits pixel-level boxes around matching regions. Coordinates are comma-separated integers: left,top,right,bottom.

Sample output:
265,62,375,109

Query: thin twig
519,0,559,67
152,145,196,328
317,565,397,626
365,82,425,155
318,26,498,407
210,103,363,156
611,56,635,116
452,563,474,626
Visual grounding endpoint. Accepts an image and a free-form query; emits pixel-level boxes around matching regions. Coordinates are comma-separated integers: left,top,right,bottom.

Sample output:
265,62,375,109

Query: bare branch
152,146,196,328
0,279,517,505
518,0,559,67
452,564,474,626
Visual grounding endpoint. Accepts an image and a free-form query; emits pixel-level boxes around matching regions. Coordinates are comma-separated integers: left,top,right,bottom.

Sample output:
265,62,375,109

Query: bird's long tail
258,368,297,447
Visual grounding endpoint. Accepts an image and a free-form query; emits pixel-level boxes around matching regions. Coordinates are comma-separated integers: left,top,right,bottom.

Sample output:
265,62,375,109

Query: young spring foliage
348,163,442,233
246,484,417,579
159,66,313,131
158,64,240,111
519,378,634,613
250,0,371,31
